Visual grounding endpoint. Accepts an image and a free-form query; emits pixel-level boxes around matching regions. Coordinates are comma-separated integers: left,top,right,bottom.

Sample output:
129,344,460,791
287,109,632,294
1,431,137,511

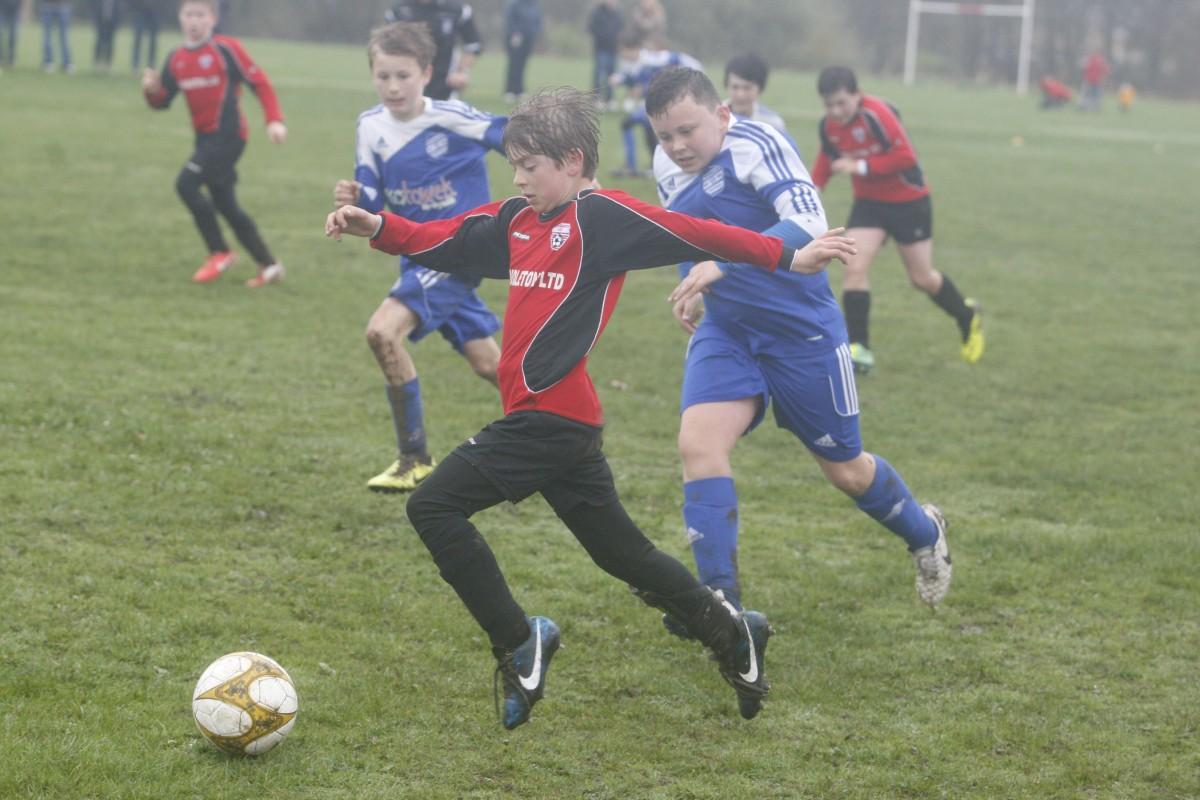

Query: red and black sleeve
578,190,795,275
144,49,178,109
217,36,284,124
369,198,517,279
861,101,918,177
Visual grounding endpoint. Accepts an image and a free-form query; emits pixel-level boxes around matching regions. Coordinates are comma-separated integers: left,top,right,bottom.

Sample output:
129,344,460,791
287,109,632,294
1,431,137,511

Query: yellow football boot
960,299,985,364
367,454,436,493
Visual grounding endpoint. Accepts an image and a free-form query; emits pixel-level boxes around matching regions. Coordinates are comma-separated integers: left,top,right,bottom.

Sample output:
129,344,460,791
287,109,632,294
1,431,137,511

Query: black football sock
930,274,974,340
843,290,871,347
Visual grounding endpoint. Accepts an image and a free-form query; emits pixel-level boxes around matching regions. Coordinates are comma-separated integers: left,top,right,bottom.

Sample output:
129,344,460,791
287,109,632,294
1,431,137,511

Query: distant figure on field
1117,81,1135,113
129,0,162,71
629,0,666,47
1079,50,1109,112
142,0,287,287
724,52,787,133
386,0,482,100
812,66,984,373
587,0,622,107
40,0,73,73
611,31,701,177
92,0,120,73
0,0,19,69
502,0,540,103
1038,75,1073,109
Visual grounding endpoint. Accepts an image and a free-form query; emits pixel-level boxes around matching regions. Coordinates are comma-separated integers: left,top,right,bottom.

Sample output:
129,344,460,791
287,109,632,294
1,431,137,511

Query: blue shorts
680,323,863,462
388,259,500,353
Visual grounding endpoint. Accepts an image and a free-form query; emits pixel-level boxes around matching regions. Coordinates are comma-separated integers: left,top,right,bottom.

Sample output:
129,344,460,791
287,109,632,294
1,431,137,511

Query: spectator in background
1078,49,1109,112
213,0,230,33
92,0,120,73
724,52,787,133
386,0,482,100
503,0,540,103
129,0,162,71
587,0,622,109
0,0,19,69
629,0,666,47
1117,81,1135,113
40,0,73,73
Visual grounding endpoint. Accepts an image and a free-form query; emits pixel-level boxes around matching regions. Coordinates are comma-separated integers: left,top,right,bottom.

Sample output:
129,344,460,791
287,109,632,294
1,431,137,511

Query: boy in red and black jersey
327,87,857,729
813,66,984,372
142,0,285,286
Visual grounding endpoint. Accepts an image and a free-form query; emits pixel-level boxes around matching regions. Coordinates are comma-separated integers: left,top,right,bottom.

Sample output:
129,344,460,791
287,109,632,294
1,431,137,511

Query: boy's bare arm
333,180,362,210
325,206,381,241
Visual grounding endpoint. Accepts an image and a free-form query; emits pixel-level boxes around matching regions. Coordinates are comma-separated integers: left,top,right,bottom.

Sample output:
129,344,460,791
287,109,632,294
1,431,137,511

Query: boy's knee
175,169,202,201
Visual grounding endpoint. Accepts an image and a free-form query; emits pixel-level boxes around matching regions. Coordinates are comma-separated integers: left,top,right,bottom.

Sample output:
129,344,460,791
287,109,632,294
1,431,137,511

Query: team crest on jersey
550,222,572,251
702,165,725,196
852,127,867,143
425,132,449,159
199,53,214,70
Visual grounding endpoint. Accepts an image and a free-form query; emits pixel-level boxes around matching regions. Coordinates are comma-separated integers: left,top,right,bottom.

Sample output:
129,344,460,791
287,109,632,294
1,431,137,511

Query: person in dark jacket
502,0,540,102
587,0,622,106
387,0,482,100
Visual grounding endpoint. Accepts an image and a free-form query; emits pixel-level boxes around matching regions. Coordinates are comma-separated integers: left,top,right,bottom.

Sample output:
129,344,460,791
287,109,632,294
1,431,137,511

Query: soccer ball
192,651,299,755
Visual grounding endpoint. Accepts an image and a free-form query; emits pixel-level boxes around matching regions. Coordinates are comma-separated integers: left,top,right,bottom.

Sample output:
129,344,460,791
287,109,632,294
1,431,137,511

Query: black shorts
450,411,620,511
184,133,246,187
847,195,932,244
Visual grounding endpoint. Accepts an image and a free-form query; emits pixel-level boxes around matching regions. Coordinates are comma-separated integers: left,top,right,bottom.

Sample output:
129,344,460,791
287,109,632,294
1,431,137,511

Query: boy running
333,23,505,493
326,87,857,729
724,52,787,134
610,31,701,178
142,0,286,287
647,67,953,624
812,66,983,373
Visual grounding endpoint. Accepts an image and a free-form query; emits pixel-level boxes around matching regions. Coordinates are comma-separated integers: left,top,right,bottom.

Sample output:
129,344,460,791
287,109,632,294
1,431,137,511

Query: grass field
2,26,1199,800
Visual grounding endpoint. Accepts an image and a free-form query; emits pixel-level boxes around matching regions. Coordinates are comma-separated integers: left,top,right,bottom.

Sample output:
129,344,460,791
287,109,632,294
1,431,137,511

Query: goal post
903,0,1037,94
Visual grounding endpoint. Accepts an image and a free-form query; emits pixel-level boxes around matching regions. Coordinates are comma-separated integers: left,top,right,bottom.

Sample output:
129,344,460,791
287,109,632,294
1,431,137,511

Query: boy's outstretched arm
325,201,515,280
668,229,856,304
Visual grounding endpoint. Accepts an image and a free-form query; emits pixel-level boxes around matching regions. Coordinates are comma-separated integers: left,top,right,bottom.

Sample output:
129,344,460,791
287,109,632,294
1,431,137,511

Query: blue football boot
492,616,561,730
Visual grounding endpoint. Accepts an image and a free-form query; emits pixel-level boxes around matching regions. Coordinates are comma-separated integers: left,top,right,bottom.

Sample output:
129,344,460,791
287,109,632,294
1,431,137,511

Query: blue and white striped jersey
654,118,846,344
618,48,703,92
730,101,787,135
354,97,506,222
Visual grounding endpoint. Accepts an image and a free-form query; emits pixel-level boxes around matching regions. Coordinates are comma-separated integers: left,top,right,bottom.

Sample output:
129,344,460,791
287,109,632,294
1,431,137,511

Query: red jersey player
812,66,984,373
142,0,286,287
326,87,856,729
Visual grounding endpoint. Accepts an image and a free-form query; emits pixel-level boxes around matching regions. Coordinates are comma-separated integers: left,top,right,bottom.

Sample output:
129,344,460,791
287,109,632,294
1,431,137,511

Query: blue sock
683,477,741,608
854,455,937,551
385,379,426,456
622,127,637,172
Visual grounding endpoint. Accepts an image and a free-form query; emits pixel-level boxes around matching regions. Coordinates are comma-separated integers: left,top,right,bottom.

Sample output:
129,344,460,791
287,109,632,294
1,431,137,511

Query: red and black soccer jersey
812,94,928,204
370,188,796,427
144,35,283,140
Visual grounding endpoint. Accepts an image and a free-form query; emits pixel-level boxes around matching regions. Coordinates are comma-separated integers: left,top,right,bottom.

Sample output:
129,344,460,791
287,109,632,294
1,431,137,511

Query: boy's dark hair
817,66,859,96
645,67,721,118
368,22,436,70
725,52,770,91
504,87,600,179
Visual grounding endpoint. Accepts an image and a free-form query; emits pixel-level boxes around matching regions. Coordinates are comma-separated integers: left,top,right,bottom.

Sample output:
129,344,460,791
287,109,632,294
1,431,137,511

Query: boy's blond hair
367,22,436,70
179,0,218,11
503,87,601,179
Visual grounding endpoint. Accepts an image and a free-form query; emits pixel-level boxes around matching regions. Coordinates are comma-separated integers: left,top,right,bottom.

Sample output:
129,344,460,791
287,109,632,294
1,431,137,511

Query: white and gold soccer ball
192,651,298,755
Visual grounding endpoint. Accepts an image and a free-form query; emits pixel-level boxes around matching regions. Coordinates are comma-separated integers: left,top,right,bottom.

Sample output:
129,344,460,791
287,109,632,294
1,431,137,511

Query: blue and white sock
854,454,937,551
683,476,741,609
385,378,427,456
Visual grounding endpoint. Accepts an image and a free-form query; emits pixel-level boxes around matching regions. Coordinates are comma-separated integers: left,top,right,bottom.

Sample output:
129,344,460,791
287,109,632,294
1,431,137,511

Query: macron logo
512,231,531,240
